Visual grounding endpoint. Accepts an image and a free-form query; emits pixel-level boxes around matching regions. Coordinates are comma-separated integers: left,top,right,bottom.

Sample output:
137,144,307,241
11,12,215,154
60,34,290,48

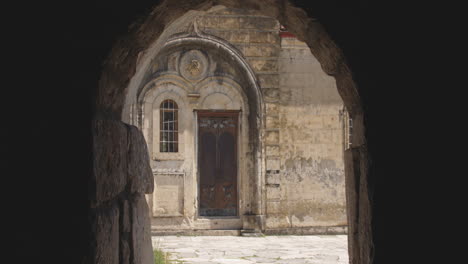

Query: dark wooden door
198,111,238,216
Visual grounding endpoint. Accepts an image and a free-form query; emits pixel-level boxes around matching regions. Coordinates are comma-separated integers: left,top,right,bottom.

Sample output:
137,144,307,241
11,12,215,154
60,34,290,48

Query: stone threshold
265,225,348,235
152,229,241,236
152,226,347,236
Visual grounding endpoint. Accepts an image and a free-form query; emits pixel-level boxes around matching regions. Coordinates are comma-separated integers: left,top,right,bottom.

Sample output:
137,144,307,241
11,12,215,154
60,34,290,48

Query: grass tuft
154,249,169,264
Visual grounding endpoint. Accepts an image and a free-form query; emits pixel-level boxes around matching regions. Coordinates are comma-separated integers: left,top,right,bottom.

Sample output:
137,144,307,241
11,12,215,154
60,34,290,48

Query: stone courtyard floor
152,235,349,264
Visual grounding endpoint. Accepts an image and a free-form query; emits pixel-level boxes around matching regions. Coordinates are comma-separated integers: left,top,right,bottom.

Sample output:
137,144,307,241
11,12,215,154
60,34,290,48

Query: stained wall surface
265,36,347,231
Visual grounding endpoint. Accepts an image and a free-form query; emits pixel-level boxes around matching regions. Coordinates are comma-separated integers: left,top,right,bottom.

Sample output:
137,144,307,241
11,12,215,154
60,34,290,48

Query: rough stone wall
91,120,154,264
265,35,346,231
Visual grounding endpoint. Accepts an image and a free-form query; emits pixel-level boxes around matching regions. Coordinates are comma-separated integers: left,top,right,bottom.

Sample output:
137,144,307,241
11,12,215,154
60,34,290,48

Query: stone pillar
90,119,154,264
344,113,373,264
241,16,281,235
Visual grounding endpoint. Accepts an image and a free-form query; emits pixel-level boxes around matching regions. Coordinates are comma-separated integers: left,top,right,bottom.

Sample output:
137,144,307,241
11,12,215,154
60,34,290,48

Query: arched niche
137,49,258,227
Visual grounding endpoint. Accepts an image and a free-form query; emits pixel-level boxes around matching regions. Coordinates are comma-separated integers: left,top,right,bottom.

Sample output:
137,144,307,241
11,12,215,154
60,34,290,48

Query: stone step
193,217,242,230
240,230,264,237
151,229,241,236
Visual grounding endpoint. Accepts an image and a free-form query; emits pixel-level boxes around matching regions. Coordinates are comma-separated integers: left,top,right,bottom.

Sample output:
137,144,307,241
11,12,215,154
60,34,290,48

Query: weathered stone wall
91,119,154,264
265,35,346,231
134,7,346,234
197,9,347,231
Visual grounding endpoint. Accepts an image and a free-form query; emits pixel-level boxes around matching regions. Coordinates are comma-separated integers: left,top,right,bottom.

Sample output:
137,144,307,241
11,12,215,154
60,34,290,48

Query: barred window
160,100,178,152
344,110,353,150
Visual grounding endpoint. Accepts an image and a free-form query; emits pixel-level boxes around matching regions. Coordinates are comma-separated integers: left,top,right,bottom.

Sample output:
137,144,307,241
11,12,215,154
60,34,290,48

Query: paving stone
152,235,348,264
212,259,255,264
187,262,217,264
248,257,278,263
177,252,199,258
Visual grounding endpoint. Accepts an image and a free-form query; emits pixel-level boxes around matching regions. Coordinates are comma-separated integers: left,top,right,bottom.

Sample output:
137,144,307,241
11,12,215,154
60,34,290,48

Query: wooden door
198,111,238,216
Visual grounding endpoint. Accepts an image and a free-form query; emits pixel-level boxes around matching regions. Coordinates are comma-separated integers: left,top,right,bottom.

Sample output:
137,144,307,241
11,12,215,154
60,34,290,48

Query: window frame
159,99,179,153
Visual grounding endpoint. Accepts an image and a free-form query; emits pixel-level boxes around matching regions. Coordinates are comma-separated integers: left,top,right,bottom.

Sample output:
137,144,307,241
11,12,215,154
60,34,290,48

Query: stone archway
131,26,266,233
94,1,372,264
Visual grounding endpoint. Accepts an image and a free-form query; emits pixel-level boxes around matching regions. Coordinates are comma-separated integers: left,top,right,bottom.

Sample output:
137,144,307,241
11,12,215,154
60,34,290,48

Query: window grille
344,110,353,150
160,99,178,152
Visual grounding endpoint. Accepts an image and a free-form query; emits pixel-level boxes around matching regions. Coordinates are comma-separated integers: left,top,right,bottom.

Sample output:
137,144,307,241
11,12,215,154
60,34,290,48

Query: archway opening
92,1,372,264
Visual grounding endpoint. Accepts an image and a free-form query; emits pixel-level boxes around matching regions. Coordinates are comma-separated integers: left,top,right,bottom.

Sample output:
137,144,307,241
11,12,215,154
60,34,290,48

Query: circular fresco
179,50,208,81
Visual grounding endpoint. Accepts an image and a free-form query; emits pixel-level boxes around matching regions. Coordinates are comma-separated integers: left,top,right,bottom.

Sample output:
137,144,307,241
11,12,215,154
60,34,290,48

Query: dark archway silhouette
6,1,383,264
95,1,371,263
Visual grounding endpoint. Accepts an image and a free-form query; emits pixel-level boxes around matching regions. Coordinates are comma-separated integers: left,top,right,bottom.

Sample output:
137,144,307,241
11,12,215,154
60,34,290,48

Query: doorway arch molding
161,29,265,118
135,28,267,220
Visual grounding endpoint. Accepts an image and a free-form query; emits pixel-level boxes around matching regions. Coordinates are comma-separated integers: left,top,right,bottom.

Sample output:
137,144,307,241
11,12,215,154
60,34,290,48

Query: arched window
160,99,178,152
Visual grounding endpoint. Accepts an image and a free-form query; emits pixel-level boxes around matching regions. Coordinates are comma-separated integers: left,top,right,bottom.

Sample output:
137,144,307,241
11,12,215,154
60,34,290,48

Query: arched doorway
132,27,266,233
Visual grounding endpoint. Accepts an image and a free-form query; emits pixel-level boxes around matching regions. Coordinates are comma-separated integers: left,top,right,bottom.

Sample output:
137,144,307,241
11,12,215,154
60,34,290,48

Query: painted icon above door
179,50,209,81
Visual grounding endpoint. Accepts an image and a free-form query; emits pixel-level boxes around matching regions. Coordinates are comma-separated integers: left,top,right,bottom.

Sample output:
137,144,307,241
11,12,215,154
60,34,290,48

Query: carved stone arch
195,76,247,98
162,32,264,121
197,77,248,111
198,82,248,113
131,74,192,127
138,74,193,105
